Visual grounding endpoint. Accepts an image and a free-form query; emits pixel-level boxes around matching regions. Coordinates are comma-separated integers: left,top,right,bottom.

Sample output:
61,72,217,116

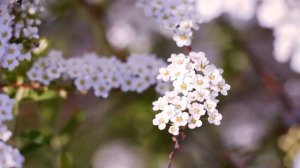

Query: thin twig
168,130,186,168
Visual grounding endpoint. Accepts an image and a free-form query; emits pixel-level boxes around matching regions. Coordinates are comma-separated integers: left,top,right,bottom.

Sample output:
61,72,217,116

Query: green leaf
20,130,52,154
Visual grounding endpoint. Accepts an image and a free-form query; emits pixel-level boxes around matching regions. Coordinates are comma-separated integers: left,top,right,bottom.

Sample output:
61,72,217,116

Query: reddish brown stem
185,46,192,53
168,130,185,168
0,83,40,91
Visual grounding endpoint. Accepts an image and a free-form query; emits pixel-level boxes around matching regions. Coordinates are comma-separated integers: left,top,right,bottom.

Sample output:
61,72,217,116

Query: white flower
17,51,31,61
23,26,39,39
223,0,257,20
171,112,189,127
2,54,20,71
0,125,12,142
155,81,172,95
46,65,62,79
193,74,210,90
168,53,190,66
208,111,222,125
188,102,206,117
173,30,192,47
0,94,15,123
168,125,180,135
93,82,111,98
75,76,92,92
196,0,223,22
173,96,188,111
157,67,171,82
162,104,176,118
189,52,208,65
195,89,210,102
173,76,193,95
211,80,231,96
204,99,217,112
257,0,287,28
164,91,178,103
188,116,202,129
169,65,188,81
204,65,222,85
153,97,168,111
256,0,300,74
196,0,258,21
153,112,169,130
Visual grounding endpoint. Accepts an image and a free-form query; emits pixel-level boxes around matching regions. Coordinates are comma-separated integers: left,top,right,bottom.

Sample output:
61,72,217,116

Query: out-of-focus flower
28,51,170,97
196,0,258,22
0,142,24,168
0,93,24,168
0,1,42,71
152,51,230,135
137,0,199,47
0,125,12,142
257,0,300,73
92,142,146,168
294,152,300,168
284,79,300,107
27,50,65,85
278,125,300,167
0,94,15,123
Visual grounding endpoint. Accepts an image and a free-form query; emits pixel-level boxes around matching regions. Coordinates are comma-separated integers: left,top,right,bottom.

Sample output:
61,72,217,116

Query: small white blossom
0,94,15,123
188,116,202,129
0,125,12,142
208,111,222,125
168,125,180,135
153,112,169,130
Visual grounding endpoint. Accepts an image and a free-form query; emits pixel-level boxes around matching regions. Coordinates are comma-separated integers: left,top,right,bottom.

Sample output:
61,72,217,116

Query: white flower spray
0,94,24,168
0,0,42,71
28,50,171,98
153,52,230,135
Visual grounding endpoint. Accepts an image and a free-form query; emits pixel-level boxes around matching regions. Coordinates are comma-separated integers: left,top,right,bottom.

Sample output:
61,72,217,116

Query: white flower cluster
257,0,300,73
119,54,167,93
196,0,258,22
0,94,24,168
28,50,171,97
152,52,230,135
27,50,65,85
16,0,43,39
137,0,199,47
0,1,41,71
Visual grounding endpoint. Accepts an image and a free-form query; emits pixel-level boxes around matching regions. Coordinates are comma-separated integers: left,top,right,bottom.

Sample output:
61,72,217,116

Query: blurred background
15,0,300,167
